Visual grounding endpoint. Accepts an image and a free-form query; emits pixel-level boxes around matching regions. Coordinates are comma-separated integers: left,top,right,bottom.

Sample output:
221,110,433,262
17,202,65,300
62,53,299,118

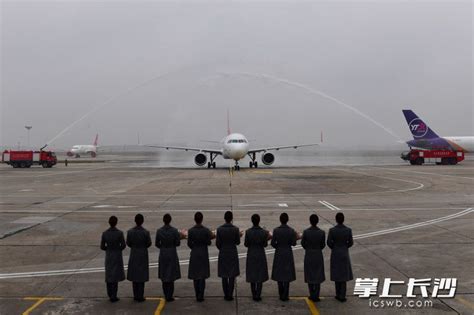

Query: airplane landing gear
234,161,241,171
247,152,258,168
207,153,217,169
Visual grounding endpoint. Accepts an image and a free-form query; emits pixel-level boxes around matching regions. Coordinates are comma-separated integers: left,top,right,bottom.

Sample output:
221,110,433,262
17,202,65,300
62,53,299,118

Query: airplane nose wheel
234,161,240,171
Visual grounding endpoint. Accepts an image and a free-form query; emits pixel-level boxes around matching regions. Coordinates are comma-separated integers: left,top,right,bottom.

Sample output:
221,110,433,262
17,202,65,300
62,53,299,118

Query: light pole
25,126,32,148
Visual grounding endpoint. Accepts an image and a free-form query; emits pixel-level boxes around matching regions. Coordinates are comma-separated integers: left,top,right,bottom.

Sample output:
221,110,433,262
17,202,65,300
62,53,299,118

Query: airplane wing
248,143,319,154
146,145,222,155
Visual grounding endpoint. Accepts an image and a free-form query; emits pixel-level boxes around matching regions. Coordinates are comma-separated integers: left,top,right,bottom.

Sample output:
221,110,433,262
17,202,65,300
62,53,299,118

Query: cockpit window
227,139,247,143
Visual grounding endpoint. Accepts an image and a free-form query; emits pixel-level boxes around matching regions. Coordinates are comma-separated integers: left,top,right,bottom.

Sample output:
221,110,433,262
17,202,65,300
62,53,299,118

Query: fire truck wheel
20,162,26,168
42,162,49,168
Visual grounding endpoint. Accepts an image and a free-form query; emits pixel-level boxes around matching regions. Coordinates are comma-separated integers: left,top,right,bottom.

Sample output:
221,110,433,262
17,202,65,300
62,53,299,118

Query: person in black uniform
155,213,181,302
187,211,213,302
244,214,269,301
271,213,297,301
327,212,353,302
126,213,152,302
100,215,126,302
301,214,326,302
216,211,241,301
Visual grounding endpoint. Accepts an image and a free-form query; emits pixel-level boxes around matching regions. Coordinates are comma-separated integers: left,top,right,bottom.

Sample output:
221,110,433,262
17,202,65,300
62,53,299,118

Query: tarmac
0,156,473,314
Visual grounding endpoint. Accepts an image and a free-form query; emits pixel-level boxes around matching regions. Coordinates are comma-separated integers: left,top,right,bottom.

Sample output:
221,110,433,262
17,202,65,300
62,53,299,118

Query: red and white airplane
67,134,99,158
147,113,318,170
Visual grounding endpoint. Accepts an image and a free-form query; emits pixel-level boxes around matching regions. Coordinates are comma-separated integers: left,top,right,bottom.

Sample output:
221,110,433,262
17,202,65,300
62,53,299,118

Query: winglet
93,134,99,146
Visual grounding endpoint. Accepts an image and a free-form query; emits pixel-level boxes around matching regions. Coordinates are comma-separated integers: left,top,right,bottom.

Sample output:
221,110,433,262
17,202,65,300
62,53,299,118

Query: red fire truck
401,149,464,165
2,150,58,168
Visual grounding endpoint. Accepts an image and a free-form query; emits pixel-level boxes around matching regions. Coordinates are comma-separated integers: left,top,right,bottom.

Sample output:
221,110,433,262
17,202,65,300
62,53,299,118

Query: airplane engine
66,152,74,157
261,152,275,165
194,153,207,166
90,152,97,158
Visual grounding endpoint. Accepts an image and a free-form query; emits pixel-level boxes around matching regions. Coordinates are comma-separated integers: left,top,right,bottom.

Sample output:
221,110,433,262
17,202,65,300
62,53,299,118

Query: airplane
147,114,318,170
403,110,474,153
67,134,99,158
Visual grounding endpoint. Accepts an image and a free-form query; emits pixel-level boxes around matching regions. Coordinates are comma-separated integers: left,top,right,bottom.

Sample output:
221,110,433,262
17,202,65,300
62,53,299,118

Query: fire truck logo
409,118,428,138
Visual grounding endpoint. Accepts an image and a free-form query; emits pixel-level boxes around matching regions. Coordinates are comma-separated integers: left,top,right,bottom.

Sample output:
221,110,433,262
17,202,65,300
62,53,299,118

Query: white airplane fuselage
68,145,97,157
221,133,249,161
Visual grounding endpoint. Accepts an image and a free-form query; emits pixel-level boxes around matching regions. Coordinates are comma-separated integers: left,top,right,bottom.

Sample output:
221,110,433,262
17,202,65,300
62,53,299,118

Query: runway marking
91,205,137,209
147,297,166,315
22,297,63,315
354,208,473,239
332,168,425,194
55,201,95,204
252,170,273,174
19,189,34,192
12,216,56,224
1,208,472,280
456,296,474,310
290,297,320,315
278,203,288,207
371,166,474,181
318,200,340,211
0,207,470,214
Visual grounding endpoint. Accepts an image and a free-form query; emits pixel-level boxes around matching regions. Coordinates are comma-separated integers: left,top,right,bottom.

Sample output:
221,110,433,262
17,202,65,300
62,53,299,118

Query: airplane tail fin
93,134,99,146
402,110,439,139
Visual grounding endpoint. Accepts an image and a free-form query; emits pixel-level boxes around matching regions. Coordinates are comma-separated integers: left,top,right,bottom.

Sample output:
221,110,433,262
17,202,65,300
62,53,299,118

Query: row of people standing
100,211,353,303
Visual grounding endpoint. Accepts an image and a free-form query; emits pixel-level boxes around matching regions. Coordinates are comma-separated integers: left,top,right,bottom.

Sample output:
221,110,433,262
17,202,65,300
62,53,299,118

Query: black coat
216,223,240,278
271,224,297,282
301,226,326,284
100,227,126,283
327,224,354,282
126,226,152,282
244,226,269,283
155,225,181,282
187,225,212,280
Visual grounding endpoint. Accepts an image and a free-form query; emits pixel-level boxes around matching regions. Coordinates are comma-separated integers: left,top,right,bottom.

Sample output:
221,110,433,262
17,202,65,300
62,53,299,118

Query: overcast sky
1,0,472,149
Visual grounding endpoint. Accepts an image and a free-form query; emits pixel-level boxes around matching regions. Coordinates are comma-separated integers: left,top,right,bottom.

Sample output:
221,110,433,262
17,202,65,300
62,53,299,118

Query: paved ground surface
0,158,473,314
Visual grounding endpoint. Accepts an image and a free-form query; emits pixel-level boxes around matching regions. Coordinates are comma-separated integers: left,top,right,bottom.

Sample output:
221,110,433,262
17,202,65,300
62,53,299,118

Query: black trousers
221,277,235,298
277,281,290,300
193,279,206,300
132,282,145,300
250,282,263,299
162,281,174,300
308,283,320,301
335,281,347,299
106,282,118,299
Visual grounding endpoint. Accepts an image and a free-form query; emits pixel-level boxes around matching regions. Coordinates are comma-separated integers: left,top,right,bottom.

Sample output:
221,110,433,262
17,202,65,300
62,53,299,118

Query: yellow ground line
147,297,166,315
22,297,63,315
456,296,474,310
290,297,320,315
252,170,273,174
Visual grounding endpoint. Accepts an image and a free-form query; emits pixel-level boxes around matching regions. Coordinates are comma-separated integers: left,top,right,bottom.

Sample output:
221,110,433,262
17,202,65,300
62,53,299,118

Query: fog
1,1,472,150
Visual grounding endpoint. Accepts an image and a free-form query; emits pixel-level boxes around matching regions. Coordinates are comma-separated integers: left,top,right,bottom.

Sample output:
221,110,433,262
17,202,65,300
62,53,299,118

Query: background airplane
403,110,474,153
147,114,318,170
67,134,99,158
